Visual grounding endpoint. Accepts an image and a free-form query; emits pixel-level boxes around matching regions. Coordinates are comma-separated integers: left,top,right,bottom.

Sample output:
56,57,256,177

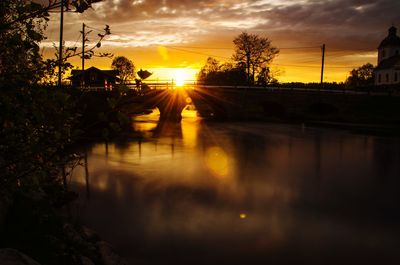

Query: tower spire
389,25,397,36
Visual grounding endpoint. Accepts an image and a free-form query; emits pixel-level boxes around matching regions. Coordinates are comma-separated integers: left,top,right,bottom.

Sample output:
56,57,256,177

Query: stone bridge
187,86,400,123
125,86,400,124
124,89,189,121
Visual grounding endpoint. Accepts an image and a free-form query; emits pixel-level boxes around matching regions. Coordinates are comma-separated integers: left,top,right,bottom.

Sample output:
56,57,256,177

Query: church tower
377,26,400,64
375,26,400,85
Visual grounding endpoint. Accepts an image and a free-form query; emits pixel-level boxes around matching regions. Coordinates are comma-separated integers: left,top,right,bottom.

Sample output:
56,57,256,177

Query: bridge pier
155,90,188,122
158,103,186,122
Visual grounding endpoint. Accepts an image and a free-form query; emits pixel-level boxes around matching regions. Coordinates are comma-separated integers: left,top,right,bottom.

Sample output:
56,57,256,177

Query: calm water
71,109,400,265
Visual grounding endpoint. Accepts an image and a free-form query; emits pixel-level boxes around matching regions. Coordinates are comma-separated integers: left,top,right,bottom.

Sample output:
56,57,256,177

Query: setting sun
174,69,186,86
140,67,198,87
171,68,196,87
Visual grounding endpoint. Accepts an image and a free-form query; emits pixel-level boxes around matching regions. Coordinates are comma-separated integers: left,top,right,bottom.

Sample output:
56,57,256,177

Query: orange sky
41,0,399,83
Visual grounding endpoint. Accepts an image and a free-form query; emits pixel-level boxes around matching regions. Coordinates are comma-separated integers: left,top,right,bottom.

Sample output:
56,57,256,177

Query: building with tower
375,26,400,85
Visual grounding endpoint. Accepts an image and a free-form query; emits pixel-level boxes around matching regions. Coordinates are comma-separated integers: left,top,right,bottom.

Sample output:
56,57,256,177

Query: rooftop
379,26,400,48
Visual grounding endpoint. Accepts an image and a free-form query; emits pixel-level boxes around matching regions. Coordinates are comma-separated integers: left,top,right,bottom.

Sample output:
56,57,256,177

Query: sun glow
142,67,198,87
173,68,189,87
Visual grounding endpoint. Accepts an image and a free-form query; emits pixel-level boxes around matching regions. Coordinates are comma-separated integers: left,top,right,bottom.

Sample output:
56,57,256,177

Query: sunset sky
41,0,400,83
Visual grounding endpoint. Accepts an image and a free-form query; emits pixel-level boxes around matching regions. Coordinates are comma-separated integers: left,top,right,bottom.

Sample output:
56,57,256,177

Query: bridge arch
140,90,189,122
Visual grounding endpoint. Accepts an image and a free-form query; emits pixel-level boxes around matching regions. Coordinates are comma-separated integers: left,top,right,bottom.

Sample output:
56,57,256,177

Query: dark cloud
253,0,399,49
79,0,399,48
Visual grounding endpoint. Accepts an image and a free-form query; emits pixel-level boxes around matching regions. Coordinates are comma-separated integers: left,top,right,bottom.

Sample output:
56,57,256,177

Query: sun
172,68,198,87
145,67,198,88
174,69,187,87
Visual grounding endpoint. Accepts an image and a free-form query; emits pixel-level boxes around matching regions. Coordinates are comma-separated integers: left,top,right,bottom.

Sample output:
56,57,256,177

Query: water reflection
72,111,400,265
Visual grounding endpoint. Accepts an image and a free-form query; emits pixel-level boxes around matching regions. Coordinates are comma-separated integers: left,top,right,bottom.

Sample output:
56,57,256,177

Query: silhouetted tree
346,63,375,88
0,1,47,86
233,32,279,85
0,7,134,256
256,67,278,86
197,57,247,85
198,57,220,80
111,56,135,84
41,57,74,85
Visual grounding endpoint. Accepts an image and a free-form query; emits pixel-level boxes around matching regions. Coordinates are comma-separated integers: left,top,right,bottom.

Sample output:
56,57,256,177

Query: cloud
253,0,399,48
41,0,400,82
75,0,397,49
43,0,399,49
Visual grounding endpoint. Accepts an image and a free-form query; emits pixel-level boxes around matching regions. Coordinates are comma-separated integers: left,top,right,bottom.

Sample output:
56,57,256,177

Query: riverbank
0,87,133,265
0,179,128,265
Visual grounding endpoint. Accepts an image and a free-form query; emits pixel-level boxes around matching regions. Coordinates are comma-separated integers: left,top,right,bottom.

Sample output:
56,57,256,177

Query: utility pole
81,23,85,87
58,0,64,88
320,44,325,88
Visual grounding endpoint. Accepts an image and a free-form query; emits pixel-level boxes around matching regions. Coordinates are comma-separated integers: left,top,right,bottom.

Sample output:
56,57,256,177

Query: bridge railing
72,81,399,97
121,79,198,91
194,85,400,97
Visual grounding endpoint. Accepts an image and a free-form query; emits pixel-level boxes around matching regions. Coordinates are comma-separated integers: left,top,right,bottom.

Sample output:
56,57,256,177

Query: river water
71,108,400,265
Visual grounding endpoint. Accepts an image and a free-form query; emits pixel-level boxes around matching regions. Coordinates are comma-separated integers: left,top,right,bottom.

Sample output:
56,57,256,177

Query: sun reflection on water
70,115,400,265
204,146,230,178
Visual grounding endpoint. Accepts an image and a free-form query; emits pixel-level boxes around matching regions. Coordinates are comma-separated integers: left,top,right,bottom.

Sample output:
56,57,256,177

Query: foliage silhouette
346,63,375,88
111,56,135,84
198,57,247,86
233,32,279,85
0,2,131,263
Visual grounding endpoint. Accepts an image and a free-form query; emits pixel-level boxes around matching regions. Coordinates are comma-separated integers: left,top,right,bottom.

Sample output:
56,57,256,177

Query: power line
167,46,231,59
166,46,357,69
328,47,376,52
294,59,321,64
326,65,358,69
85,25,104,32
50,27,365,72
167,45,320,50
89,30,373,59
275,63,320,68
274,63,357,69
71,32,82,47
41,26,56,56
169,45,232,50
279,46,320,50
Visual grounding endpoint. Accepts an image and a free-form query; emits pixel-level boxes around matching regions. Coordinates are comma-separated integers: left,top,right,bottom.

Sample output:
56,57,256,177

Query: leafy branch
59,24,113,61
0,0,100,33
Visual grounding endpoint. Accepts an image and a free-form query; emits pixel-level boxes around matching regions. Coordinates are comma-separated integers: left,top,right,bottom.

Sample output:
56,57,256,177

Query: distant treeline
273,82,399,92
197,78,400,92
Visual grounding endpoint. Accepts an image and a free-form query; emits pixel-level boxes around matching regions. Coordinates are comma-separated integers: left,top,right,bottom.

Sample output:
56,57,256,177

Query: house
70,66,119,90
375,26,400,85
